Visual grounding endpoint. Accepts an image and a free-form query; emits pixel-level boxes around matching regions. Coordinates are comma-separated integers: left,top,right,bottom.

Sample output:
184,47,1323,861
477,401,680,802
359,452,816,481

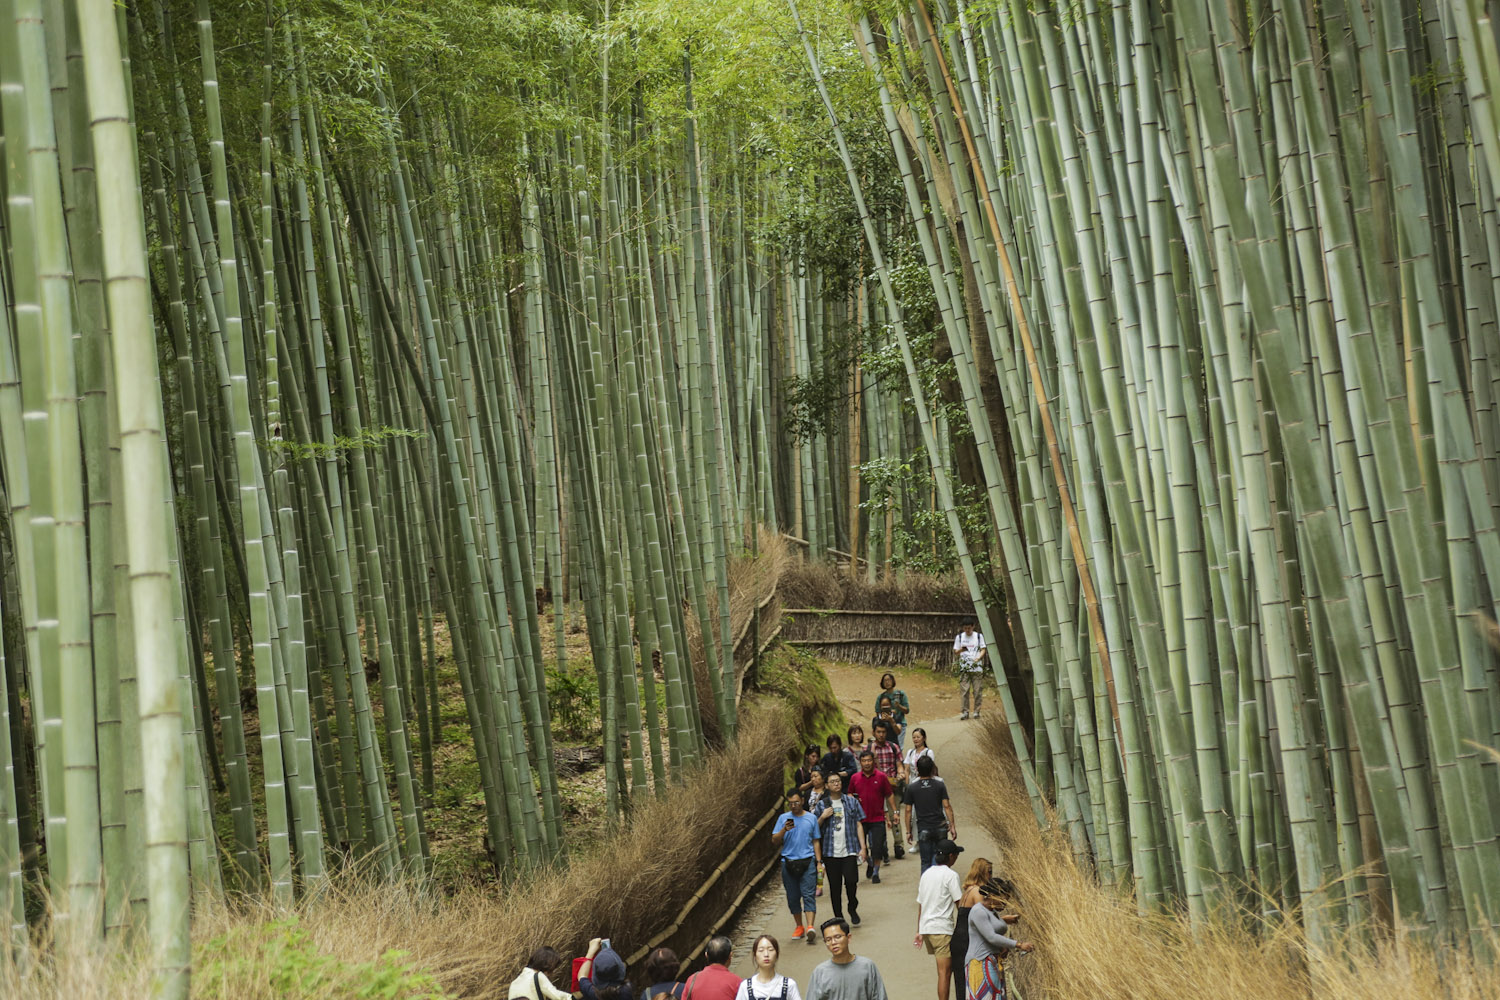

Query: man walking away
772,788,821,943
806,919,888,1000
849,751,893,884
683,936,741,1000
914,840,964,1000
903,755,957,871
953,620,987,720
816,773,867,925
819,734,858,789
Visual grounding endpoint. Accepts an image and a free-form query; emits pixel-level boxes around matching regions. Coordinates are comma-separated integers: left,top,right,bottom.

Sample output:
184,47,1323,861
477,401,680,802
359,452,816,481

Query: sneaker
793,925,805,939
894,845,905,860
805,929,817,944
960,711,969,720
872,871,881,884
974,712,982,719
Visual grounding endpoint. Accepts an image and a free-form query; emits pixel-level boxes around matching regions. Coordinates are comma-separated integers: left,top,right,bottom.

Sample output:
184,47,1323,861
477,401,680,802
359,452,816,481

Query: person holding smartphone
772,788,822,943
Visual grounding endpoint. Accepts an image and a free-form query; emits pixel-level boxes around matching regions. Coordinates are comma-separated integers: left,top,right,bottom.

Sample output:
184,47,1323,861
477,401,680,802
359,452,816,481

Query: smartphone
602,938,611,951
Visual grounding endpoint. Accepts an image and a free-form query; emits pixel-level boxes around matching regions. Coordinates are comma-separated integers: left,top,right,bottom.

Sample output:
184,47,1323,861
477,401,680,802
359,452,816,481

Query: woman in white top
507,946,572,1000
902,727,938,780
733,934,802,1000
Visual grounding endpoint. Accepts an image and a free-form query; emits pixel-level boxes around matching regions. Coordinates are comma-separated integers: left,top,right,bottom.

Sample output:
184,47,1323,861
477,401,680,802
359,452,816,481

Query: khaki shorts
923,933,952,958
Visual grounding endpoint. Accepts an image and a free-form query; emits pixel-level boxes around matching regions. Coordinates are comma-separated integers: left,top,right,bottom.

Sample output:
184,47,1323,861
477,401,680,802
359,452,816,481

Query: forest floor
726,658,1006,996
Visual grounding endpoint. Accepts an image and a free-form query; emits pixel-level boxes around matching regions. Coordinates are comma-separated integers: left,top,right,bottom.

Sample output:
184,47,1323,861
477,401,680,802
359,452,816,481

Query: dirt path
726,660,1000,997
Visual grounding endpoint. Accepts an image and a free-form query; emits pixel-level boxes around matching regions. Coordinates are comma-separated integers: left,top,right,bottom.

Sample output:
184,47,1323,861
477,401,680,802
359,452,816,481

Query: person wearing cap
952,620,987,720
913,840,965,1000
682,936,741,1000
578,938,633,1000
963,880,1034,1000
805,918,888,1000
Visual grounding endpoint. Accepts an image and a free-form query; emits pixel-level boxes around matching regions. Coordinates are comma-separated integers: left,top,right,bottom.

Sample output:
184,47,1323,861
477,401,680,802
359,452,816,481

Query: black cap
938,838,964,856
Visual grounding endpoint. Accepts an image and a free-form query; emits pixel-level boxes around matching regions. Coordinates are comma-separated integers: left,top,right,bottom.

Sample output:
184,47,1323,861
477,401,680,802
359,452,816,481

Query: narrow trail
727,661,1003,996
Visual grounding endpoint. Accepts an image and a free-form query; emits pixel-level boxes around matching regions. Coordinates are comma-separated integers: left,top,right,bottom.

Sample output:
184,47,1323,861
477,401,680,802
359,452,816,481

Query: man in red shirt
849,750,895,884
682,936,741,999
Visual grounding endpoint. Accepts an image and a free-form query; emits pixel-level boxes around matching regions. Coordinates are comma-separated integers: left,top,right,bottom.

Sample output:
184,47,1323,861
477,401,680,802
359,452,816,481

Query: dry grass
963,718,1500,1000
685,529,792,744
3,702,796,1000
776,560,970,613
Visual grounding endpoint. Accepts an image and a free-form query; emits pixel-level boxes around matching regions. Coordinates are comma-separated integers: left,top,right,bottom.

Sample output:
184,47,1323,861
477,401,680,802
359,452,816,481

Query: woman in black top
952,857,993,999
794,745,821,796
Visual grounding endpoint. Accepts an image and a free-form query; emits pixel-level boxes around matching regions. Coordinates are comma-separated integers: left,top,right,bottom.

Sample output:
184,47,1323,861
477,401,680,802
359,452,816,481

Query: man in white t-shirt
913,839,964,1000
953,620,987,720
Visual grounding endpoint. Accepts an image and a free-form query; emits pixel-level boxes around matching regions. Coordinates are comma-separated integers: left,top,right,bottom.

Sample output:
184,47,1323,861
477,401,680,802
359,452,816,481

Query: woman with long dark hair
733,935,803,1000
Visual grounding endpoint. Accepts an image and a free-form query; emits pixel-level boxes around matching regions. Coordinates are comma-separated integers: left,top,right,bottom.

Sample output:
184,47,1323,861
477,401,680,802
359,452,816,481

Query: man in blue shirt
772,788,823,944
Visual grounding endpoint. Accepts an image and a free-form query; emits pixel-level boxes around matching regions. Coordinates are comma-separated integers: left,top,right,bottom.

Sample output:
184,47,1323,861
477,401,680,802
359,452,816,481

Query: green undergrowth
195,917,452,1000
751,644,847,785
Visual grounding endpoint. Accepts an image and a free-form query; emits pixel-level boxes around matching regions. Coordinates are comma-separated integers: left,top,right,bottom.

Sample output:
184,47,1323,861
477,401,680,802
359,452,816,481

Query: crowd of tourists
507,623,1033,1000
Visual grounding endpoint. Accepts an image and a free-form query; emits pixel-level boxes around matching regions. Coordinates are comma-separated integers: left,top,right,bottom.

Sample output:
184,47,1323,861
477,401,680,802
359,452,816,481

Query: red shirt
848,769,893,822
683,963,742,1000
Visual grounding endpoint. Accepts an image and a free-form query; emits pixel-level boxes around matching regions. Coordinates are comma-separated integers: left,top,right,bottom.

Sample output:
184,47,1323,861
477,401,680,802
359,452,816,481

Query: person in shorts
914,840,964,1000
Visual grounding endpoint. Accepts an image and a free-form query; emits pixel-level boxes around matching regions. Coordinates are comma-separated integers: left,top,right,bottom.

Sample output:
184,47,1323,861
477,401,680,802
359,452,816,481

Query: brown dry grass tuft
962,717,1500,1000
686,529,791,743
776,561,970,613
3,702,796,1000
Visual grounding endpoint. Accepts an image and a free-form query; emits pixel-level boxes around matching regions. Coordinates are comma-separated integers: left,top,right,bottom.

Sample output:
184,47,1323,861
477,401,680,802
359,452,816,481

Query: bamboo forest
3,0,1500,996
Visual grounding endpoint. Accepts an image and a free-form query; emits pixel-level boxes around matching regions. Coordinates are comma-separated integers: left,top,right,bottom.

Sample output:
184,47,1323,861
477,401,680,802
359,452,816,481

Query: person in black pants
815,772,868,926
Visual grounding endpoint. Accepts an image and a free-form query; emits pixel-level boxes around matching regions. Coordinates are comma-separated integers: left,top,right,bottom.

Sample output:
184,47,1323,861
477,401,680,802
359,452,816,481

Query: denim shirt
817,793,866,856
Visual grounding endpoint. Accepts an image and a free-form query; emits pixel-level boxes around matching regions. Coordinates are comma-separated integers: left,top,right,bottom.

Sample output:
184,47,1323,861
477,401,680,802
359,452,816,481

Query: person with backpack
953,620,987,720
642,947,687,998
682,936,741,1000
506,946,571,999
772,787,822,942
732,935,802,1000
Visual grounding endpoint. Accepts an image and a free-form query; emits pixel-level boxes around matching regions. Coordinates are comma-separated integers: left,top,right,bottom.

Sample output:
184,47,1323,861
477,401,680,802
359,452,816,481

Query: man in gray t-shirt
805,919,888,1000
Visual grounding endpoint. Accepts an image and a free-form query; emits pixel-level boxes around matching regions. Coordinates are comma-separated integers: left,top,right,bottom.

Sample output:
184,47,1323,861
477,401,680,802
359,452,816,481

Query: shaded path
726,661,1002,996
